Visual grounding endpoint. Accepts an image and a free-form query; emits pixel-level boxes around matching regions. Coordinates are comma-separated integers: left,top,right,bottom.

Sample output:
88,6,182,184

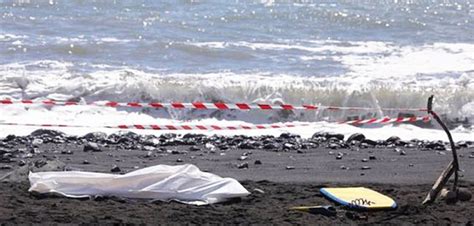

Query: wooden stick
422,95,460,205
422,161,455,205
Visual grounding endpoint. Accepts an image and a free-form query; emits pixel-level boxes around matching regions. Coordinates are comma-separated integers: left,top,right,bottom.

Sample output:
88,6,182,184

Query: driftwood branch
422,95,460,205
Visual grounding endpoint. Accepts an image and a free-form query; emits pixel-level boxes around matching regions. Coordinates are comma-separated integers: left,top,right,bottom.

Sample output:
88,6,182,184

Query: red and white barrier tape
0,116,431,131
0,99,428,112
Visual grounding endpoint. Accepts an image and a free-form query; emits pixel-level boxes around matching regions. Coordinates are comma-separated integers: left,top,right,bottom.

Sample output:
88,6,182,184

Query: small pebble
111,165,121,173
82,160,90,165
400,150,407,156
336,155,343,160
238,162,249,169
18,160,26,166
361,158,368,162
340,165,348,170
239,156,248,161
145,151,153,158
254,160,262,165
176,158,183,163
286,166,295,170
369,155,376,160
361,166,371,170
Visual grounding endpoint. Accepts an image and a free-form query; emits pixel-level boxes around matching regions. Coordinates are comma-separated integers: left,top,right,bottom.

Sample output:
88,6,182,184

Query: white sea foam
1,39,473,139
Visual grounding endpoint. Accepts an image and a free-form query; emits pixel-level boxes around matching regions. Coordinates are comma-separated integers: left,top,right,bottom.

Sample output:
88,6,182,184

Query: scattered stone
18,160,26,166
239,156,248,161
369,155,376,160
286,166,295,170
176,158,183,163
32,138,44,146
61,150,74,155
336,155,343,160
468,155,474,159
83,132,107,141
145,151,153,158
83,142,101,152
237,162,249,169
82,160,90,165
110,165,121,173
328,143,340,149
0,165,13,170
361,166,371,170
400,150,407,156
189,146,201,151
30,129,65,138
346,133,365,143
386,136,401,144
362,158,368,162
440,188,458,204
362,139,377,146
457,188,472,202
340,165,348,170
242,151,252,156
254,160,262,165
408,164,414,167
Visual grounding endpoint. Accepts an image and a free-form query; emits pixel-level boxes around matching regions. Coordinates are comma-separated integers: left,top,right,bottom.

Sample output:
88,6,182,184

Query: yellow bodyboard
320,187,397,209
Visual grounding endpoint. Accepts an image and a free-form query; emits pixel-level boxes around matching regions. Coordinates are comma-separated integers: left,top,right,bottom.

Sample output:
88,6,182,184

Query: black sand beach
1,130,473,224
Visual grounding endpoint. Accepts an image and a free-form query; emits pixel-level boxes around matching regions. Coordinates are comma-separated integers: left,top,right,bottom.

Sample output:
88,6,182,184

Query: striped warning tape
0,99,428,112
0,116,431,131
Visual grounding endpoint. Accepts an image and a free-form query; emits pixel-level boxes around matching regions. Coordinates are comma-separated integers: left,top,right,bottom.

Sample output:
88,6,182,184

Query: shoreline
1,129,473,224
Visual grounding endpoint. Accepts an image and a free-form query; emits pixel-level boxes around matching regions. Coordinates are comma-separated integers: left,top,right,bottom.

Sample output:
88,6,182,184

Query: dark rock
160,133,177,140
400,150,407,156
285,166,295,170
336,155,343,160
238,141,256,149
110,165,121,173
237,162,249,169
82,160,90,165
362,158,369,162
83,132,107,141
369,155,376,160
30,129,65,138
18,160,26,166
182,133,206,139
361,166,371,170
83,142,101,152
61,150,74,155
386,136,401,144
362,139,377,146
176,158,183,163
346,133,365,143
279,133,299,139
263,143,280,150
0,165,13,170
425,141,446,150
189,146,201,151
328,143,340,149
171,150,186,155
254,160,262,165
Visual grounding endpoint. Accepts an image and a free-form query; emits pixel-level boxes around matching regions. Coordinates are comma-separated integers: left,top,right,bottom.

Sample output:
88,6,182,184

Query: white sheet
29,164,250,205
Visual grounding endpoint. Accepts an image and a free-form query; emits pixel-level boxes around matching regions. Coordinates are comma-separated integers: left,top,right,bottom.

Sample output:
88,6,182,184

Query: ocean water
0,0,473,139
